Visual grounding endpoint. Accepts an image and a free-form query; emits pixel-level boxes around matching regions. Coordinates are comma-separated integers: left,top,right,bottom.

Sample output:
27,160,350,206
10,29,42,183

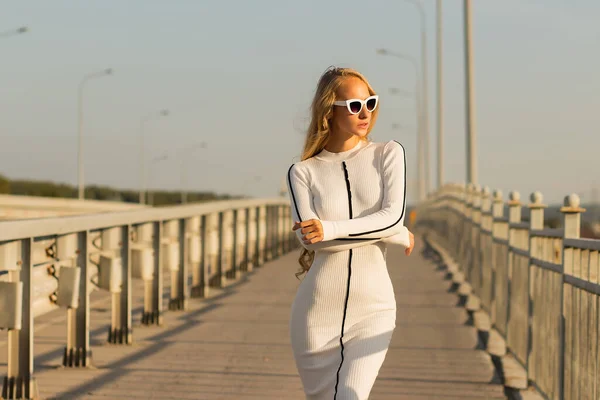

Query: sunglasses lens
366,97,377,111
349,101,362,114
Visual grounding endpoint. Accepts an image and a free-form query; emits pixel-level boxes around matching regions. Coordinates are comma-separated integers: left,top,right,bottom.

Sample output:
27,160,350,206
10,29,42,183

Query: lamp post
436,0,444,188
139,109,169,204
77,68,113,200
463,0,477,185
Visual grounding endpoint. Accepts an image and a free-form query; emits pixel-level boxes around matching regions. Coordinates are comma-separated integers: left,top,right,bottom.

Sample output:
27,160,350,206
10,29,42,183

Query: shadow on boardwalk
1,236,507,399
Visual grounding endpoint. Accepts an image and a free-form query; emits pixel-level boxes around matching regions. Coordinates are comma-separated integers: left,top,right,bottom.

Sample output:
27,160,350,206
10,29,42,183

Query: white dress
285,139,410,400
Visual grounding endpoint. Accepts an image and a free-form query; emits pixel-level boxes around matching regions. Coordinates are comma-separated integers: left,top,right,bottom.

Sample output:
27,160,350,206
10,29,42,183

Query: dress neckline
314,140,370,162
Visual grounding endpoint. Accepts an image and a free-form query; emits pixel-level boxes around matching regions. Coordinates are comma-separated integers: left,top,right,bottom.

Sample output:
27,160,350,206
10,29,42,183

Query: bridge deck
1,237,506,399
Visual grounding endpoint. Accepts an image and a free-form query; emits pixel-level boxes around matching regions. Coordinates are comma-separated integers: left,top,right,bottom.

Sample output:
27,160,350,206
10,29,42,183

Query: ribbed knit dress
286,139,410,400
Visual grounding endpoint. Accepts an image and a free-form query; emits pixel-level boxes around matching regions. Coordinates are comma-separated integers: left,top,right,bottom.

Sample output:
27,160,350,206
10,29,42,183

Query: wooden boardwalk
1,237,506,399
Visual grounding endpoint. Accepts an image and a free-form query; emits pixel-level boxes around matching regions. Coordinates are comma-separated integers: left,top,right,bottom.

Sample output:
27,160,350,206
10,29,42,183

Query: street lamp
180,142,207,204
436,0,444,188
0,26,28,39
463,0,477,185
77,68,113,200
139,109,169,204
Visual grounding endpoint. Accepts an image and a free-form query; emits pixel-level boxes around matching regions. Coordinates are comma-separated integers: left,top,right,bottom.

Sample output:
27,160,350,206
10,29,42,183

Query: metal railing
0,198,296,399
415,183,599,400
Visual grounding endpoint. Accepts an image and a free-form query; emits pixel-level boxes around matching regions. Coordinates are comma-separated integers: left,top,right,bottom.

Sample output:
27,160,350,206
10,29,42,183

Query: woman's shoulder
370,139,406,157
287,156,317,172
285,157,317,183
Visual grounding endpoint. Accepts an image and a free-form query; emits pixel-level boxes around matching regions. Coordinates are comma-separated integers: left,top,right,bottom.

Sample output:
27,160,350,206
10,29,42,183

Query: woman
285,66,415,400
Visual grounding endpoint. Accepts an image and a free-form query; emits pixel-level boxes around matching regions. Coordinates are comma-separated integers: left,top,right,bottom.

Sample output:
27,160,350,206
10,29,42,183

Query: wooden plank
502,352,528,389
588,291,597,400
487,329,506,357
473,310,490,332
564,283,572,400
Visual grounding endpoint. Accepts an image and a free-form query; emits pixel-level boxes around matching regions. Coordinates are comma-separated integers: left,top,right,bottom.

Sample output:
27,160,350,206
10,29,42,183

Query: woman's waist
303,260,394,298
313,243,386,260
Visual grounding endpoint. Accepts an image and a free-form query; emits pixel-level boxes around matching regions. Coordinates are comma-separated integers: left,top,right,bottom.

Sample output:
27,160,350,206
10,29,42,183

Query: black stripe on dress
334,161,354,399
347,140,407,236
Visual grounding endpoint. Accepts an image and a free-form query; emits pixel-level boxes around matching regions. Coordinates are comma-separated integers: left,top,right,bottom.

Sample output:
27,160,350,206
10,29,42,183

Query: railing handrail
0,196,296,399
415,183,600,400
0,197,288,242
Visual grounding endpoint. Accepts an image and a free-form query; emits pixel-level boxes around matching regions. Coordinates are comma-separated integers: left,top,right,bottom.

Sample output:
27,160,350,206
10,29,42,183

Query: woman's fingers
291,219,325,244
303,235,323,245
292,219,317,231
292,220,324,238
303,231,322,241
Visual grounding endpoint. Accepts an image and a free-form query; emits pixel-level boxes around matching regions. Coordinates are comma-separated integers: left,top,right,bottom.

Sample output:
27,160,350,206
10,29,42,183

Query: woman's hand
405,231,415,256
292,220,324,245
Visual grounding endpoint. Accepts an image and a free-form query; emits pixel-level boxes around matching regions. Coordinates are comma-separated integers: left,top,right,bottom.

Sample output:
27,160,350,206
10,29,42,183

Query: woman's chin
352,130,369,138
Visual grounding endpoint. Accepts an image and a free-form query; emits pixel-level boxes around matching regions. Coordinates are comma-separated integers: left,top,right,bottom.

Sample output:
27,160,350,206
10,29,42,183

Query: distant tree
0,176,233,205
0,174,9,194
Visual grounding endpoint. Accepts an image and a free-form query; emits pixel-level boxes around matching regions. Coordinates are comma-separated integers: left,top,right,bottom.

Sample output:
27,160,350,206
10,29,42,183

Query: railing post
63,230,92,366
277,205,284,256
229,209,241,280
187,216,202,300
193,214,209,297
471,185,483,294
162,220,179,309
504,191,522,337
459,184,472,273
265,205,272,261
244,208,252,272
216,211,225,288
257,205,265,266
225,210,234,280
526,191,545,377
490,189,504,324
462,184,475,276
206,213,219,288
560,193,584,399
151,221,164,321
102,226,132,345
284,205,290,251
479,186,492,309
170,218,188,310
120,225,133,344
270,205,275,260
2,238,39,400
455,183,467,260
133,222,162,326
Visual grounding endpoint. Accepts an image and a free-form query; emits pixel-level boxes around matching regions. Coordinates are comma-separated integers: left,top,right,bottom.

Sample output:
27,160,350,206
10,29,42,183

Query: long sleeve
286,163,383,253
308,232,410,252
320,141,409,244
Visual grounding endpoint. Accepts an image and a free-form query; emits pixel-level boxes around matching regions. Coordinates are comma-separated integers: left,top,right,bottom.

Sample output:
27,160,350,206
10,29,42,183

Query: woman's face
330,77,375,140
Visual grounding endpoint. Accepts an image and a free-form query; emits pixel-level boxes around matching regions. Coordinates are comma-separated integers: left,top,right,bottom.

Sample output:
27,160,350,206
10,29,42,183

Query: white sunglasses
333,95,379,115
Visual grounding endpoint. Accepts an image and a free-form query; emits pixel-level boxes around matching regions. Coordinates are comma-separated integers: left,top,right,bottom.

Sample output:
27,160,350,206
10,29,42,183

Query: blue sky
1,0,599,204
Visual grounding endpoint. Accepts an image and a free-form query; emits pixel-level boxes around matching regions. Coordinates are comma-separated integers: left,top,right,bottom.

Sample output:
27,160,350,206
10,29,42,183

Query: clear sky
1,0,599,205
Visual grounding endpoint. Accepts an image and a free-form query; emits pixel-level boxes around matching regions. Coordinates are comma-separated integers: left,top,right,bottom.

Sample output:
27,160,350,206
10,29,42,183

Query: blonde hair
296,66,379,278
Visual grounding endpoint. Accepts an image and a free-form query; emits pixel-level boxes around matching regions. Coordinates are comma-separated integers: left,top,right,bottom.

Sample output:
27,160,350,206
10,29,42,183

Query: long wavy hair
295,66,379,278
